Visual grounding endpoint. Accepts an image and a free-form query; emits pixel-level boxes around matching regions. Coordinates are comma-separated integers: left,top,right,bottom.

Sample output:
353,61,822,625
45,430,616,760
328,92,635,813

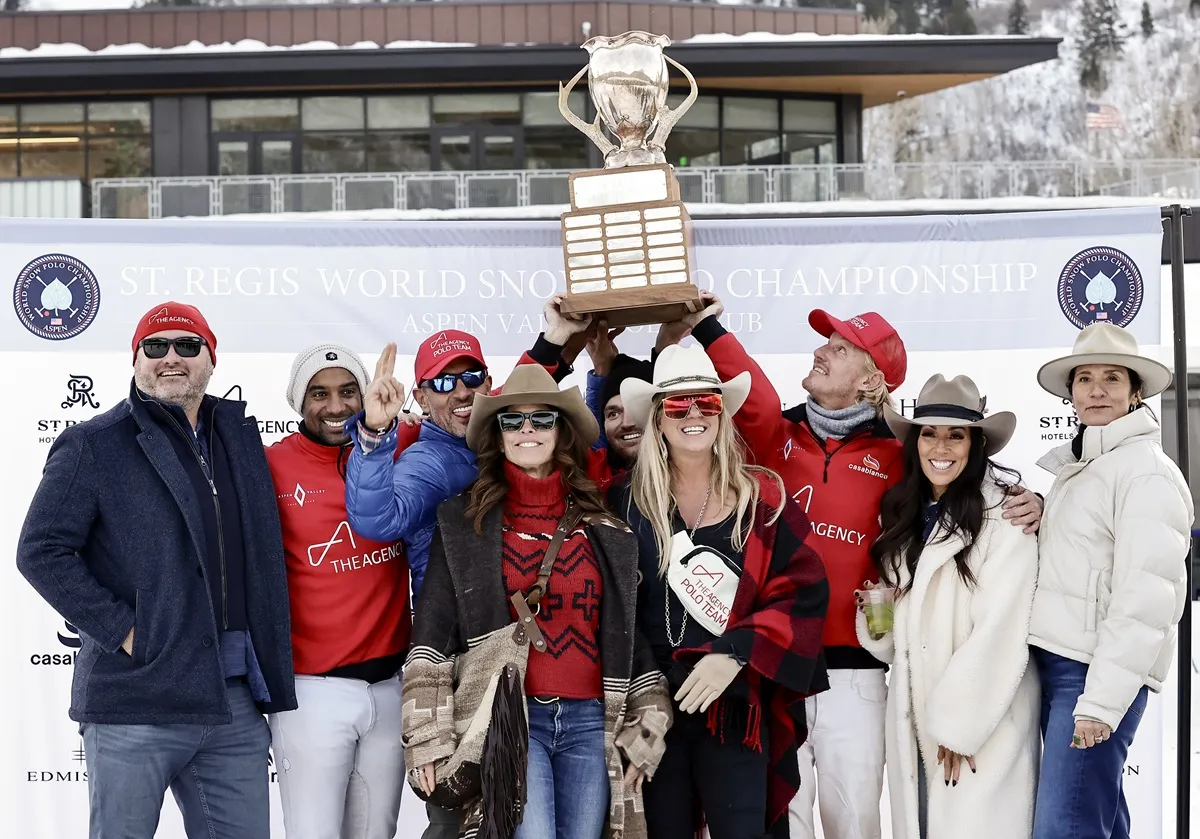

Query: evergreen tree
1078,0,1124,92
924,0,977,35
1093,0,1127,54
862,0,890,21
889,0,923,33
1,0,22,11
1140,1,1154,37
1008,0,1029,34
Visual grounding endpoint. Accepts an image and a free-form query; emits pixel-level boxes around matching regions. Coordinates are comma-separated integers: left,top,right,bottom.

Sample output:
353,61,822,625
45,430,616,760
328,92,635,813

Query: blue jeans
1032,647,1149,839
80,680,272,839
514,697,610,839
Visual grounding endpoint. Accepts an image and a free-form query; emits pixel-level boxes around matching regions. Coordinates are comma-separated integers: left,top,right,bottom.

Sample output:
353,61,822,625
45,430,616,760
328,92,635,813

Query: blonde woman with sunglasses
612,345,831,839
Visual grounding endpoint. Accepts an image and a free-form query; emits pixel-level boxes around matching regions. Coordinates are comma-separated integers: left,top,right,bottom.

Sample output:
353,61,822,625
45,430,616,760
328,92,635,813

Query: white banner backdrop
0,207,1175,838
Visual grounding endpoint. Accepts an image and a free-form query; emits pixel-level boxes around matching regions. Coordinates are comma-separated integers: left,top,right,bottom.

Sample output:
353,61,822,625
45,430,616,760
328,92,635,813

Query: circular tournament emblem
1057,246,1143,330
12,253,101,341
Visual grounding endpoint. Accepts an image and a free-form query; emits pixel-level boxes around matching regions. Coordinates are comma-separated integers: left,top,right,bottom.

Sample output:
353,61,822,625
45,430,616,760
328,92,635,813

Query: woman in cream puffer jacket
1028,323,1193,839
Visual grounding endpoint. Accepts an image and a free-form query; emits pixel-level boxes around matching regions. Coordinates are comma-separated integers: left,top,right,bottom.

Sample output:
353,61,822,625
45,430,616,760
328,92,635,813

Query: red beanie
131,302,218,365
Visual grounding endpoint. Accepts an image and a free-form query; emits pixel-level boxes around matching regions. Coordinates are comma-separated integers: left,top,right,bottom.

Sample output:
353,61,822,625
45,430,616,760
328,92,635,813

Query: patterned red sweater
501,462,603,699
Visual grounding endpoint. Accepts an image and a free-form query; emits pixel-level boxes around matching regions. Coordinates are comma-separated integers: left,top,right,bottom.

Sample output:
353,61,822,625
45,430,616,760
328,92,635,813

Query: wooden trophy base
558,284,703,328
560,163,700,330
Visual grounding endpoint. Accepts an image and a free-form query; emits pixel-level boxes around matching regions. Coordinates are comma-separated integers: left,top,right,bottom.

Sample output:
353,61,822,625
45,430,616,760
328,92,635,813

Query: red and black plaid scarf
676,471,830,834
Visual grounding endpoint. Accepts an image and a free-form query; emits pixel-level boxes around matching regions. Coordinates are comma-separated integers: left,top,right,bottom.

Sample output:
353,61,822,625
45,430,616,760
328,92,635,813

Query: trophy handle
559,65,617,158
649,55,698,151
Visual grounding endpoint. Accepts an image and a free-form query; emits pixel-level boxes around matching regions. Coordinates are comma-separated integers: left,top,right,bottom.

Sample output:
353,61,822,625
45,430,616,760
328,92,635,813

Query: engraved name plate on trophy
557,31,703,328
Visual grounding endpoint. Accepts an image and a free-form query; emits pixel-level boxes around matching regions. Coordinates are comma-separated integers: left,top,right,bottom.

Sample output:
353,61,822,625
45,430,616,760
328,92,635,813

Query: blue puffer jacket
345,418,477,604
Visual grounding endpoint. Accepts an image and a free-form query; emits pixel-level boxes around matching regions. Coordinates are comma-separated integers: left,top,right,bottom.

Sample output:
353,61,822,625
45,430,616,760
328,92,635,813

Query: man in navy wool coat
16,302,297,839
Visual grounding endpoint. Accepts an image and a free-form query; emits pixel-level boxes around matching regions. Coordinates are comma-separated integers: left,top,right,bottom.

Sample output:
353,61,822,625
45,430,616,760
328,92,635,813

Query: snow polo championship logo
13,254,101,341
1057,246,1143,329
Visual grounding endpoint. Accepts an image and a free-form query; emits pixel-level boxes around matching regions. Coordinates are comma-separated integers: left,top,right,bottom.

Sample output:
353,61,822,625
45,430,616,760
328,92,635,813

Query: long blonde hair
628,395,784,577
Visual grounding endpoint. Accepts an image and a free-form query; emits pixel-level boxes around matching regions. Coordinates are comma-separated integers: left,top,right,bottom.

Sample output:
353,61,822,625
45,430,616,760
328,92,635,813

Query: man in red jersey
265,343,416,839
664,292,1043,839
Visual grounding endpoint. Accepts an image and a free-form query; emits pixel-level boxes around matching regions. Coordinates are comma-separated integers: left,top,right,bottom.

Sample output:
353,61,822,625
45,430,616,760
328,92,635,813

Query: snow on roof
24,0,136,9
199,195,1173,223
0,38,475,61
0,27,1053,63
680,31,1051,45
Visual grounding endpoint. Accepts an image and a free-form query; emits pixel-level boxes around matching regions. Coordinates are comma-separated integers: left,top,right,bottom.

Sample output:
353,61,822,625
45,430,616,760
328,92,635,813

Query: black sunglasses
139,337,207,359
497,410,560,433
421,369,487,394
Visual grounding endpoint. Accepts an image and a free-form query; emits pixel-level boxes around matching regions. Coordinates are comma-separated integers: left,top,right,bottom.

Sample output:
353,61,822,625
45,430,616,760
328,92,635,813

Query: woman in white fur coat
855,374,1041,839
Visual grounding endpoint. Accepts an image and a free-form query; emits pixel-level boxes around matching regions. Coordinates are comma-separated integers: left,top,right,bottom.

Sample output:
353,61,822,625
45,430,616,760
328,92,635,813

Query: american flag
1086,102,1125,130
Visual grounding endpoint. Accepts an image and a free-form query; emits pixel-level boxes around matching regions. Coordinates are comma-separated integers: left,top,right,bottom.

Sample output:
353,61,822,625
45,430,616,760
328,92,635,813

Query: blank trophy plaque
557,31,703,328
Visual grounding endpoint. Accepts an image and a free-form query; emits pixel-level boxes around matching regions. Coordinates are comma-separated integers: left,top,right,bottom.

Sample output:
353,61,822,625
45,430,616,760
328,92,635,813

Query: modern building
0,1,1061,217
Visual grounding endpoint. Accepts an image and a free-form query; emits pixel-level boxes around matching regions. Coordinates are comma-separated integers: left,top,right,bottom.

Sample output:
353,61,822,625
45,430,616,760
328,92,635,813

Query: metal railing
91,160,1200,218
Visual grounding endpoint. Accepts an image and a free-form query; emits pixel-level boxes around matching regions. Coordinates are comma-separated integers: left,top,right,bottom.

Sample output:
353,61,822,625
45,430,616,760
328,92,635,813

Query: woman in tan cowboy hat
855,373,1040,839
613,344,830,839
400,364,672,839
1027,323,1193,839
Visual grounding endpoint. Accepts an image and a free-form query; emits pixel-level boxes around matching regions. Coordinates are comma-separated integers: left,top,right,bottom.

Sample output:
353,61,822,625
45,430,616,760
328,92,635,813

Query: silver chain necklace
665,483,712,648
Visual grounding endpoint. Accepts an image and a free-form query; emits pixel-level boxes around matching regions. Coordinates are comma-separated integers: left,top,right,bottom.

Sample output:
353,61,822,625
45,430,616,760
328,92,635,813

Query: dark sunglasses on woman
662,392,723,420
497,410,560,433
138,337,207,359
421,369,488,394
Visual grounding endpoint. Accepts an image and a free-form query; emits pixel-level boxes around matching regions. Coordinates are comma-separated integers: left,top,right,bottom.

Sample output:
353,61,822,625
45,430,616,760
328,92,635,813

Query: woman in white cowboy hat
853,373,1040,839
401,364,672,839
612,344,831,839
1027,322,1193,839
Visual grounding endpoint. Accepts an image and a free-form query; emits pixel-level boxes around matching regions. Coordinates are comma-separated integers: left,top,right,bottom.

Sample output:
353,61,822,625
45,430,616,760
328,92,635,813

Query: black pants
421,802,462,839
643,708,771,839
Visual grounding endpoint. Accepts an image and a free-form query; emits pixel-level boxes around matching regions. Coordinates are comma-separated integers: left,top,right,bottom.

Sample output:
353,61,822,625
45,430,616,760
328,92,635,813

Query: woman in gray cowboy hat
855,373,1040,839
1028,323,1193,839
400,364,672,839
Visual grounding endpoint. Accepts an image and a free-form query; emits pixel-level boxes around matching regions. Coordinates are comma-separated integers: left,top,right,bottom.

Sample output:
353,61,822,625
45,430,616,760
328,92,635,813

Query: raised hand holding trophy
557,32,705,328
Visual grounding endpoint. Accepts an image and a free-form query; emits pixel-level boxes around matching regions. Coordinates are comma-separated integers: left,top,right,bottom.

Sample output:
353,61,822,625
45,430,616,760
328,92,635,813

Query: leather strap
509,501,584,653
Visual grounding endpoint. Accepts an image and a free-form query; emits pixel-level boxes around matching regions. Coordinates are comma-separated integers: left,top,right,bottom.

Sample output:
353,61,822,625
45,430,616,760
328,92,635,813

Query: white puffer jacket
1028,408,1193,731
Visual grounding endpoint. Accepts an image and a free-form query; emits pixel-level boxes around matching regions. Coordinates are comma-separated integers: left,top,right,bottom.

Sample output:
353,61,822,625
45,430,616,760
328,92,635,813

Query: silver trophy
556,32,703,327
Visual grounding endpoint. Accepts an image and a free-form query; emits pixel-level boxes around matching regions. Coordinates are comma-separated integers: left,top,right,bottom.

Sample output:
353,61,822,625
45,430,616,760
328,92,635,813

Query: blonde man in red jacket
265,344,420,839
662,292,1044,839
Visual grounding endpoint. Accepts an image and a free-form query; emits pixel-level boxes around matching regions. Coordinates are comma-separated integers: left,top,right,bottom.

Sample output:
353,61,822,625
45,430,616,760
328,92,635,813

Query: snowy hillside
863,0,1200,168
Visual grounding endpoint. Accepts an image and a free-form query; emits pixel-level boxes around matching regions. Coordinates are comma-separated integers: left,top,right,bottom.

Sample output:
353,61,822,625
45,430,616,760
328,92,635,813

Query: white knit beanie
287,343,371,415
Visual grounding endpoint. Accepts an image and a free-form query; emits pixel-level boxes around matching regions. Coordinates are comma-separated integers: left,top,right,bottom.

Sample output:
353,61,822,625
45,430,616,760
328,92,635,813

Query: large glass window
0,99,151,182
211,98,300,133
368,96,430,130
366,96,431,172
88,102,152,135
303,133,365,174
302,97,365,131
665,94,720,168
367,132,431,172
783,100,838,164
722,98,781,166
522,91,587,170
433,93,521,125
204,91,842,174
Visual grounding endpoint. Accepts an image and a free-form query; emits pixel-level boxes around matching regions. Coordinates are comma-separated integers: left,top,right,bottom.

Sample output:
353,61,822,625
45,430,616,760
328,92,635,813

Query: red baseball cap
809,309,907,389
131,302,217,365
414,330,487,383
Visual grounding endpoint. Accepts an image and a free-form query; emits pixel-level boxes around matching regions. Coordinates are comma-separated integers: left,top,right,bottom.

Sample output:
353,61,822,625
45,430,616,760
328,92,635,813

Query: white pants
269,674,405,839
789,669,887,839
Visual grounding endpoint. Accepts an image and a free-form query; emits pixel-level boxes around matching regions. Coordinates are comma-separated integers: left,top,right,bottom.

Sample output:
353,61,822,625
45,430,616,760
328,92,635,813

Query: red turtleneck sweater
501,462,603,699
266,431,411,676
